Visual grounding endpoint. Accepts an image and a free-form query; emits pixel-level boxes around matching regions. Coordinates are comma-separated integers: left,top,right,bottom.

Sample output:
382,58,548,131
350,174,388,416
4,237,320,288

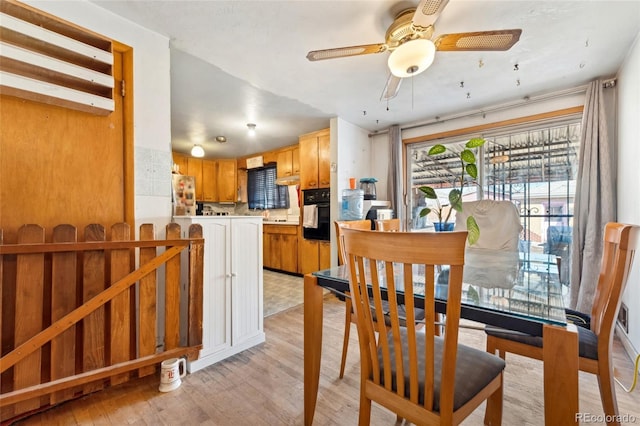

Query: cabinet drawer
263,224,298,235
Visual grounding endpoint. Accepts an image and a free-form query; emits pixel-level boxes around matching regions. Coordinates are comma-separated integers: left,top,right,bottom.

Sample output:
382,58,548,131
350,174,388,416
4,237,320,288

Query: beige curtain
570,79,617,311
387,125,404,224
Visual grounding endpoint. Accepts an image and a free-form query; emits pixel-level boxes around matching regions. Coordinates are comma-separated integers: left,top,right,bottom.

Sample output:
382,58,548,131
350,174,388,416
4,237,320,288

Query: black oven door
303,203,330,241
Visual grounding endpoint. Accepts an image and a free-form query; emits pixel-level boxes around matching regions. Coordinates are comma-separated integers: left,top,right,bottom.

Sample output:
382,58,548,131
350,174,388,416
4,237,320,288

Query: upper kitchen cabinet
172,152,189,175
217,159,237,202
172,154,237,202
201,160,217,202
292,147,300,175
299,128,330,189
187,157,204,200
276,146,300,178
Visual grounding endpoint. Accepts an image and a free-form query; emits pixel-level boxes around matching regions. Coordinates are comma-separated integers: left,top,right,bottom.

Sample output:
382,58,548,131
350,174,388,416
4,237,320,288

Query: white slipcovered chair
454,200,523,289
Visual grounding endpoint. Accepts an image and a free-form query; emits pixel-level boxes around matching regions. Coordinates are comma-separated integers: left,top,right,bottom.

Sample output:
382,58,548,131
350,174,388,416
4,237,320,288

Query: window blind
247,165,289,209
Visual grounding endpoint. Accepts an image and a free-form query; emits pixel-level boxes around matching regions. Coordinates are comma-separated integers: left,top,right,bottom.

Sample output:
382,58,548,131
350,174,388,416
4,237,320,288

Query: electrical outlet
618,302,629,333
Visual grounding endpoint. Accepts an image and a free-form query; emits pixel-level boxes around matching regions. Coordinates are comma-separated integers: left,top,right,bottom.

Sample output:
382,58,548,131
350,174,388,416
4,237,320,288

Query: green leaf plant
418,137,486,245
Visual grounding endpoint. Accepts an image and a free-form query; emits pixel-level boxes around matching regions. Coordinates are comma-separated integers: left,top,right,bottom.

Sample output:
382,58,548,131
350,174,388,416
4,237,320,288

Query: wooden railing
0,222,204,421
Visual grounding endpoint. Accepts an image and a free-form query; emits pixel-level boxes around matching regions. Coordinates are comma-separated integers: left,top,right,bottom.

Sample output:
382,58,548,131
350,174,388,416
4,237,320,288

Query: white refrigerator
172,174,197,216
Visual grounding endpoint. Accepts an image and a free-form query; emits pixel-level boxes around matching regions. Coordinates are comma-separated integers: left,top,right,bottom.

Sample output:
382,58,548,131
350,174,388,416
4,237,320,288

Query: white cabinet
173,216,264,372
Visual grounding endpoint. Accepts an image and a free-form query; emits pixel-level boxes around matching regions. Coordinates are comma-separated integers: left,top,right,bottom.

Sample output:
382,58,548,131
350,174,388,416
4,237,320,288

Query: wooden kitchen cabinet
263,224,298,274
298,238,330,275
299,128,330,189
276,149,293,178
172,152,188,175
217,159,237,202
187,157,204,200
237,168,248,202
201,160,217,202
292,146,300,175
178,155,237,202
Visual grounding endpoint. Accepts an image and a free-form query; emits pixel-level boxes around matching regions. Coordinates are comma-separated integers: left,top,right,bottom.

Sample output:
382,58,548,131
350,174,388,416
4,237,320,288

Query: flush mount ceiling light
247,123,256,137
215,136,227,143
191,144,205,158
387,39,436,78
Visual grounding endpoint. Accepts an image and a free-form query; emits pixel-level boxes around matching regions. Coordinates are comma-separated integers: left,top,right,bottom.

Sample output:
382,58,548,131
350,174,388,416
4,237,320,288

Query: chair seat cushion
379,328,505,412
484,322,598,360
377,300,426,326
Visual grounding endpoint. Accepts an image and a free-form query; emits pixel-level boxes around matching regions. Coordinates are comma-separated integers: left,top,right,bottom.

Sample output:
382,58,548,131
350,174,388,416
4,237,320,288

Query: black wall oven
302,189,331,241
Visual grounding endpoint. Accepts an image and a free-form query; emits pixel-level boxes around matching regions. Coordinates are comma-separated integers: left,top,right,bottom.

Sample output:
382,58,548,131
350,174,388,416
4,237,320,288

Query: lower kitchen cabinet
263,224,298,273
173,216,264,372
298,238,330,275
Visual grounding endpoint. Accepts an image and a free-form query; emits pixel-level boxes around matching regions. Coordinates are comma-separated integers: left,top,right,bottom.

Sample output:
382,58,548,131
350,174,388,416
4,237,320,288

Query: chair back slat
334,220,372,265
590,223,639,338
375,219,401,232
343,229,468,417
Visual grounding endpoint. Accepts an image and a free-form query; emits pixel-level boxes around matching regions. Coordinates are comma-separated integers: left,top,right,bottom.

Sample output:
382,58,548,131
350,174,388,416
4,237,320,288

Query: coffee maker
359,177,377,200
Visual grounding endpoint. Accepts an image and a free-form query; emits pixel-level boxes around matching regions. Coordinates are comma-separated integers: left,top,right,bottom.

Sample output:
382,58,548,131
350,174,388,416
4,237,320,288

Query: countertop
173,215,300,225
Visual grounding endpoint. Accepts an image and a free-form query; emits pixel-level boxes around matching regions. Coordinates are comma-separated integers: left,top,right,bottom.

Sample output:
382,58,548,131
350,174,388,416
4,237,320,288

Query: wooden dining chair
374,218,401,231
485,222,639,426
335,220,374,378
334,220,425,379
342,228,505,425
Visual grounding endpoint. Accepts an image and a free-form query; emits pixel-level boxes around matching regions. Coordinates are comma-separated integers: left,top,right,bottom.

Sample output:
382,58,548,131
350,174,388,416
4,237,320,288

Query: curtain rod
369,79,616,137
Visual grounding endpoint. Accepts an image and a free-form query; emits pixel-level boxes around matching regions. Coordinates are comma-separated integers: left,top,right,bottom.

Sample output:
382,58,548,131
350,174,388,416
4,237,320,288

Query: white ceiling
90,0,640,159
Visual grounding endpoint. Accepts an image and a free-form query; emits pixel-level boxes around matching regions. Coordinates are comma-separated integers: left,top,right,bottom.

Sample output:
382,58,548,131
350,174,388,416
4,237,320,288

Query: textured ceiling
89,0,640,158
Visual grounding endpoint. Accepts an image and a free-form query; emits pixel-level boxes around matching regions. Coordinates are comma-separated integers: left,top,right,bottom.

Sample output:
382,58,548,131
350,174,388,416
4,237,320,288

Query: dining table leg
304,273,324,426
542,323,579,425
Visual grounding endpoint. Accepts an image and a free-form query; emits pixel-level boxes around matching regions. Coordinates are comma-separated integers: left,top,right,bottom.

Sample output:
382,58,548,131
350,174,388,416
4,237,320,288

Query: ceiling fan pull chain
412,75,415,110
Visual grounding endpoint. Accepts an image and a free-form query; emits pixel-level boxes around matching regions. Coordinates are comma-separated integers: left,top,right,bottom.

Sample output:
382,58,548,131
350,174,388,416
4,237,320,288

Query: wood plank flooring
10,271,640,425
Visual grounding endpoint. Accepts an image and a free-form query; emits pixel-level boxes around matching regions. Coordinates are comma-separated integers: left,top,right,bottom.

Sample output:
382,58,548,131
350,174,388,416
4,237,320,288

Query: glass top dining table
313,251,566,336
303,252,580,426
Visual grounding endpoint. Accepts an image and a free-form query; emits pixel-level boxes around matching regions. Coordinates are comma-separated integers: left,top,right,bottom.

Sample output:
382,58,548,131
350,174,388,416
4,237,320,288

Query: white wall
26,0,174,238
330,117,372,264
616,32,640,356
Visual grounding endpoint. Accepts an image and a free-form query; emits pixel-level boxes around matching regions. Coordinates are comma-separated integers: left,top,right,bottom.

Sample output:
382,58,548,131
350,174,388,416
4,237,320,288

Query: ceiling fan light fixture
191,144,205,158
388,38,436,78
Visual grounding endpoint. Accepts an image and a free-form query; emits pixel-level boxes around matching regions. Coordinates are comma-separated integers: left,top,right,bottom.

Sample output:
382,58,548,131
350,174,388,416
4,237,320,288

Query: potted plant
418,137,486,244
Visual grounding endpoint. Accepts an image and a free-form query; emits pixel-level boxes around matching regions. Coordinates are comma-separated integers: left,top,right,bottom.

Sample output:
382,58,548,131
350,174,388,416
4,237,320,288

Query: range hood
275,175,300,185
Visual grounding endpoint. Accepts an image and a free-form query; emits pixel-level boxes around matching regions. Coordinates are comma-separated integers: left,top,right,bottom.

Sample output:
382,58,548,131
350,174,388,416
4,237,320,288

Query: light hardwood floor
11,272,640,425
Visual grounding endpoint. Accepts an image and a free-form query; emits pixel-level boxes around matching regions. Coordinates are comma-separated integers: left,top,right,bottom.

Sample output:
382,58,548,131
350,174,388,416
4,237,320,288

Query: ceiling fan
306,0,522,100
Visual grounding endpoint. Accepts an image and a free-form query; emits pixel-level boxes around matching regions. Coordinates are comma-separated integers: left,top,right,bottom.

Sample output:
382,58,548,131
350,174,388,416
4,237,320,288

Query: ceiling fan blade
381,74,402,101
412,0,450,31
435,29,522,51
306,43,387,61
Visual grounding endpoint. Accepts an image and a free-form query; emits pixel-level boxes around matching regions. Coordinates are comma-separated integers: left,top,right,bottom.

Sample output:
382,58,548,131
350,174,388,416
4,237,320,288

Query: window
247,164,289,209
408,117,581,289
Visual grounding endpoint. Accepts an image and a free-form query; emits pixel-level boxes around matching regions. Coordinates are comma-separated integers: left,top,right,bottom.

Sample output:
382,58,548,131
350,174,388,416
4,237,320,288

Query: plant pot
434,222,454,232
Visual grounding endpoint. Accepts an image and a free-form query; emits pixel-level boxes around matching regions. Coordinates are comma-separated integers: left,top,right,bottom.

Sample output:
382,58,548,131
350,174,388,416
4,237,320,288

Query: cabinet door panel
276,150,293,178
231,220,263,345
299,135,319,190
187,157,204,200
200,220,232,358
237,168,248,203
298,238,319,275
319,241,331,270
318,132,331,188
217,160,237,202
292,147,300,175
280,234,298,273
202,160,217,202
172,153,188,175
